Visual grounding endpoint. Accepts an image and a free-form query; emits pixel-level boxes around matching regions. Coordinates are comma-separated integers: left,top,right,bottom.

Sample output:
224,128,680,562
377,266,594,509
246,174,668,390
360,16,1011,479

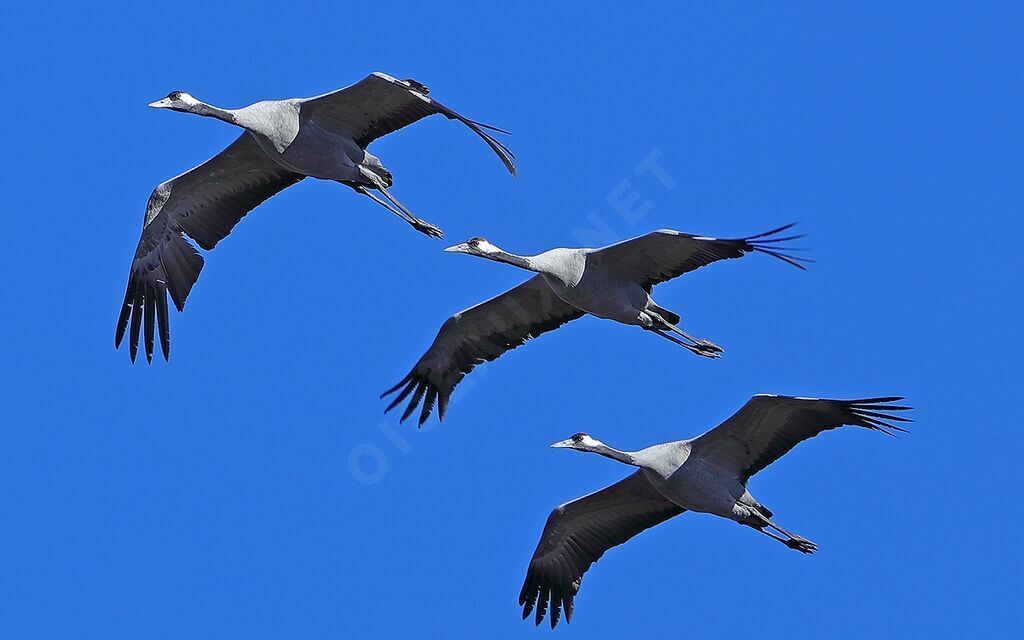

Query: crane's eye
571,433,586,443
169,92,182,100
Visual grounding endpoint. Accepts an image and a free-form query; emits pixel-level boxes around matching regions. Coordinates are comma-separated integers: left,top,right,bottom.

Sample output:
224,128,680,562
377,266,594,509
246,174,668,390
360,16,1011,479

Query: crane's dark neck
588,443,638,466
486,250,537,272
189,102,238,125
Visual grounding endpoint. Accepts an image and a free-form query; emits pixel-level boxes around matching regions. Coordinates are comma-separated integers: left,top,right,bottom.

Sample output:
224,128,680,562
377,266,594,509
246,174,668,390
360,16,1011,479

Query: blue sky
1,2,1021,638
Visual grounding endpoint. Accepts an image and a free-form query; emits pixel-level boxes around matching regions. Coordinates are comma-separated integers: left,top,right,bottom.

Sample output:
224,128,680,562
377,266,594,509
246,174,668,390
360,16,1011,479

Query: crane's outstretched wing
300,72,516,175
520,470,685,628
693,395,912,482
589,224,811,290
115,133,303,362
382,276,583,426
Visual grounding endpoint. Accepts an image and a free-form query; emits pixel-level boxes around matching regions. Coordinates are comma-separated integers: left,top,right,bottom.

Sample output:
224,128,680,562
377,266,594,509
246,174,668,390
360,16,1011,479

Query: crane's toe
696,338,723,353
414,220,444,238
785,538,818,554
696,343,724,359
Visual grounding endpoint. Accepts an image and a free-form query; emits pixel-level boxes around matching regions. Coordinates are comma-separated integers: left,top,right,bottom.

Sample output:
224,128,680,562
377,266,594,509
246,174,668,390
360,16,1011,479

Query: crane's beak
550,438,574,449
148,98,171,109
444,243,471,254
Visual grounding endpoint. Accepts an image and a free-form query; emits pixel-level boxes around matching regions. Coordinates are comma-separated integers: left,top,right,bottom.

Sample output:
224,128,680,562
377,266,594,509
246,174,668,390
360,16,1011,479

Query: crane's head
148,91,200,112
444,236,501,257
550,432,603,452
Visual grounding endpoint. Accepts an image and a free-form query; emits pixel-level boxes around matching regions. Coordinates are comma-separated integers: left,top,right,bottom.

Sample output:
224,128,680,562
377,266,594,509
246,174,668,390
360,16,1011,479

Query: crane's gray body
532,249,655,326
634,440,761,522
231,100,381,185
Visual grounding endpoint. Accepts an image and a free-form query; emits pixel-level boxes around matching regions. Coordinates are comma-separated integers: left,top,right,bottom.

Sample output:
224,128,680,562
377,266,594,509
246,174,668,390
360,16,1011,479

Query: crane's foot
650,328,723,359
650,312,723,357
693,344,723,359
784,537,818,554
412,219,444,238
693,338,723,356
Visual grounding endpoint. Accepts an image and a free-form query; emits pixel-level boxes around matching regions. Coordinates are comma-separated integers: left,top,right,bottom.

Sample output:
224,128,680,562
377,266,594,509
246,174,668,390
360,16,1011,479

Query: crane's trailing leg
742,516,818,554
652,312,723,354
643,311,723,358
355,185,444,238
764,520,818,553
378,185,444,238
647,327,722,358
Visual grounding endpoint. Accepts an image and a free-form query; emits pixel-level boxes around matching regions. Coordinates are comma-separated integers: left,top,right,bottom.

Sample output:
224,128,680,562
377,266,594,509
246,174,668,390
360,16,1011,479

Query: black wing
590,224,810,290
300,72,515,175
693,395,912,482
382,275,583,426
115,133,303,362
520,471,685,628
